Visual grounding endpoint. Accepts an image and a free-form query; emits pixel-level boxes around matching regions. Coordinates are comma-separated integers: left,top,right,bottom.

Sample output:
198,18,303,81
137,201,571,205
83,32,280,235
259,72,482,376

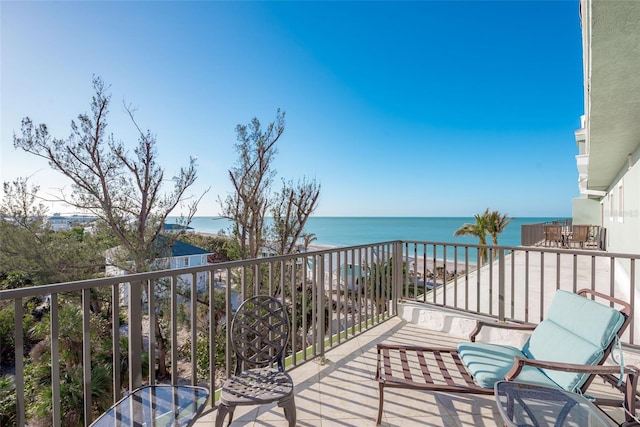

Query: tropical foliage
486,209,513,259
0,374,17,426
299,233,318,251
453,210,490,264
453,208,512,264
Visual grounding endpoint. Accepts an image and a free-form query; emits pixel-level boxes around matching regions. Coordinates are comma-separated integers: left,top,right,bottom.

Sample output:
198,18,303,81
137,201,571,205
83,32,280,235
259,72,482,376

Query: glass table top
494,381,617,427
90,385,209,427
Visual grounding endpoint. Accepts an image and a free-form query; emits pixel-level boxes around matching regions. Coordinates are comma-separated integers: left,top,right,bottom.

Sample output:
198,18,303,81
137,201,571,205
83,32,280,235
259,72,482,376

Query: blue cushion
522,290,625,392
457,342,559,389
458,291,625,392
523,320,601,391
544,290,625,349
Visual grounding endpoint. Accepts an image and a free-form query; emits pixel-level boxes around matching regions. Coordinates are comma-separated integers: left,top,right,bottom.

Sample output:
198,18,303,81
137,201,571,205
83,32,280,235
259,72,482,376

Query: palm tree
486,210,512,247
300,233,317,251
453,209,490,264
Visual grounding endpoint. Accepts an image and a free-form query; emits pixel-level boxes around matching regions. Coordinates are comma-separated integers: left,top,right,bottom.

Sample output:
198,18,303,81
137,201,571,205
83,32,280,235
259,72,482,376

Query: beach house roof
106,235,212,264
154,234,210,257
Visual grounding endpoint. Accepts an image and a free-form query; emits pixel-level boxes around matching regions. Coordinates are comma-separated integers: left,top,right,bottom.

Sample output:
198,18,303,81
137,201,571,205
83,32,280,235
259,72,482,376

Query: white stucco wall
601,145,640,256
572,196,601,226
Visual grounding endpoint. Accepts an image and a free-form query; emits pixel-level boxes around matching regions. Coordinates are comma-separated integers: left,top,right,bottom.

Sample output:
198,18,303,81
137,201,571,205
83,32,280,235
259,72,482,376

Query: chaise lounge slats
375,289,639,425
436,351,459,387
377,346,486,392
399,349,411,382
451,351,473,386
416,351,433,384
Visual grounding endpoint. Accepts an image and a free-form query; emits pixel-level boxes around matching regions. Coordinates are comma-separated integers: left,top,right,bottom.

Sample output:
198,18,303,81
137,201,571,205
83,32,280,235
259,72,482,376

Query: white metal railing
2,240,639,426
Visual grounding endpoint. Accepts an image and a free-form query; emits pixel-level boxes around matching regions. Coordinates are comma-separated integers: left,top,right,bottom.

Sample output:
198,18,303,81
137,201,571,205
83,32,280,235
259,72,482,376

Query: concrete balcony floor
193,317,630,427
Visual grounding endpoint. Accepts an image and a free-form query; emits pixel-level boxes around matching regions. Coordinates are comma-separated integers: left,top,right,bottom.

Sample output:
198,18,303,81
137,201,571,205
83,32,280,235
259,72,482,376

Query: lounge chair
375,289,638,425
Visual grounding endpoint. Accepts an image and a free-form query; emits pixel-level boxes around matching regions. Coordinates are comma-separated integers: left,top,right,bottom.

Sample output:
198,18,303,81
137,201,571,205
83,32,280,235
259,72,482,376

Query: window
618,181,624,223
609,191,615,221
183,257,189,267
600,200,604,226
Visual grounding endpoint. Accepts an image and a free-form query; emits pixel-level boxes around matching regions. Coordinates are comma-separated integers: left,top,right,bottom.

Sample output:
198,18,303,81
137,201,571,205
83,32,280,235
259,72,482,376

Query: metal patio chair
215,295,296,427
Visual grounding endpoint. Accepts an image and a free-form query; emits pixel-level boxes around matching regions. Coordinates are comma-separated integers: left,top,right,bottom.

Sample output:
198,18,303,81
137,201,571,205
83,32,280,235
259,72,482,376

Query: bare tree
13,76,204,379
219,110,284,259
271,178,320,255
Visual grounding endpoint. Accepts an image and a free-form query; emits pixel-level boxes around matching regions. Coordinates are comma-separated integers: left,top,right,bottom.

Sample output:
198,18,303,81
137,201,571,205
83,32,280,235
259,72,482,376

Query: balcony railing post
191,272,198,385
14,298,24,427
147,280,156,385
208,270,216,408
111,285,121,403
170,275,179,382
82,288,92,425
50,293,61,427
225,269,232,378
128,280,143,390
254,264,260,296
317,254,326,363
498,248,506,322
392,241,403,316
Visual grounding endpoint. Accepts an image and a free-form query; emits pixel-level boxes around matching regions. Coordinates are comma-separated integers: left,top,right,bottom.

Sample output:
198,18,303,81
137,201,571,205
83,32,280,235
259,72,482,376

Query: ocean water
175,216,562,249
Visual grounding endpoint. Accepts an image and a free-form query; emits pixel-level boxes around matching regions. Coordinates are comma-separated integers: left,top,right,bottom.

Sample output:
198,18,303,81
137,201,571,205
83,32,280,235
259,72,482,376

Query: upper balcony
2,240,639,426
577,153,589,177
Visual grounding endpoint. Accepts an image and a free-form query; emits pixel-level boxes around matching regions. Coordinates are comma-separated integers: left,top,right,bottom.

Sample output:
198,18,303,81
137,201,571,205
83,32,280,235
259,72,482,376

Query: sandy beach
413,257,477,276
306,244,477,280
192,232,476,277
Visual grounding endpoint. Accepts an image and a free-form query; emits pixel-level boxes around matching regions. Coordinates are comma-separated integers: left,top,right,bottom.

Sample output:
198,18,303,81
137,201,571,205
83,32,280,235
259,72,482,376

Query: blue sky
1,1,583,217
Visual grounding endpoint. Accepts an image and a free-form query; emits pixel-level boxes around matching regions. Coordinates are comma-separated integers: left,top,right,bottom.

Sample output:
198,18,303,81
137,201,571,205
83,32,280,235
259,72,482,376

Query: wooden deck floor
193,317,630,426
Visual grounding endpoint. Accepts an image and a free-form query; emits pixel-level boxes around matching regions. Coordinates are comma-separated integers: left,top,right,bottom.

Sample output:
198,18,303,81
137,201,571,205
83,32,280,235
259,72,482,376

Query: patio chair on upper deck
571,224,590,249
544,224,563,247
375,289,639,425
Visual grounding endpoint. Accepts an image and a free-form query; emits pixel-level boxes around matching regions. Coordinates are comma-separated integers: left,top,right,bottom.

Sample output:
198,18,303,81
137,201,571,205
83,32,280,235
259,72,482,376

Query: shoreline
182,216,544,249
191,231,477,272
305,244,477,272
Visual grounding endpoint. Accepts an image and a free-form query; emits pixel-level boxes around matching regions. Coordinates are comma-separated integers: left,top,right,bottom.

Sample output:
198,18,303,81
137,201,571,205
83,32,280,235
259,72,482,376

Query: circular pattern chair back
230,295,290,374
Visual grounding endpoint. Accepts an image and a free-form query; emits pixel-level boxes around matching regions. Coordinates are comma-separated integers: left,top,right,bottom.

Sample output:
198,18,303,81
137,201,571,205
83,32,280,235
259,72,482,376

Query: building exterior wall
573,0,640,304
600,146,640,256
571,197,600,226
166,254,208,270
48,214,96,231
107,250,212,305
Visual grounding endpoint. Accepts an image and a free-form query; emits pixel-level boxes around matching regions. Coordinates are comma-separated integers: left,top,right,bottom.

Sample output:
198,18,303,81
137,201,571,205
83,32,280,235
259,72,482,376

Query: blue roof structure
155,235,211,257
169,239,210,257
